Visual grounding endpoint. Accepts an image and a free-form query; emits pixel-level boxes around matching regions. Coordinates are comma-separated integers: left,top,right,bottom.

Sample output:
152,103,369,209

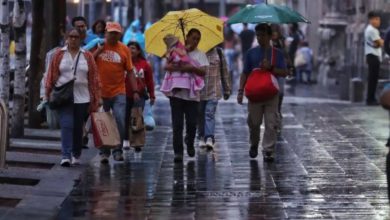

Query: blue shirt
243,46,286,75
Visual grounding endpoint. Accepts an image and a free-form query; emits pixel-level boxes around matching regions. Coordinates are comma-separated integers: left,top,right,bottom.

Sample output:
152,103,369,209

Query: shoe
263,152,274,162
205,137,214,150
123,140,130,150
249,145,258,158
174,154,183,163
113,153,124,161
187,145,195,157
60,159,71,167
134,147,142,152
198,139,206,148
71,156,81,165
100,155,109,164
82,136,89,149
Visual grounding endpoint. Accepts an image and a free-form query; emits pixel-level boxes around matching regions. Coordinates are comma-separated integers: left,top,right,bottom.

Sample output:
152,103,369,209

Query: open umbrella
227,3,310,24
145,8,224,57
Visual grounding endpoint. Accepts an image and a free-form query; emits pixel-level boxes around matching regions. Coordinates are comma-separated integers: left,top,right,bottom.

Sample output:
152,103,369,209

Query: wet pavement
57,92,390,220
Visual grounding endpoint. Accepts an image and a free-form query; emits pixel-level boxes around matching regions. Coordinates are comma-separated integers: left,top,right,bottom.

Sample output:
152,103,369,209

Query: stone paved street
57,91,390,220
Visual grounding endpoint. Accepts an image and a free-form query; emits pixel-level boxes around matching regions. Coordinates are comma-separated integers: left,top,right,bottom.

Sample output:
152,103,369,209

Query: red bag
244,47,279,103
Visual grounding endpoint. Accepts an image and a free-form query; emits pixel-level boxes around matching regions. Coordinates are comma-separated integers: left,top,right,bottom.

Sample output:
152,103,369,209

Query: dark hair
92,19,106,34
368,11,380,19
71,16,87,27
255,23,272,36
187,28,201,38
127,41,145,60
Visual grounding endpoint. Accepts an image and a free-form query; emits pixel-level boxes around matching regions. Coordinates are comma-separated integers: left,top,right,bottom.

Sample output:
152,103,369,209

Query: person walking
364,11,384,105
164,28,209,163
124,41,155,152
237,24,287,162
93,22,140,163
239,23,255,61
198,46,231,149
45,28,101,166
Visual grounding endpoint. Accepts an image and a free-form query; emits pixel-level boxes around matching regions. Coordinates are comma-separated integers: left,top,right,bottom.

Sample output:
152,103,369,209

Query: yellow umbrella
145,8,224,57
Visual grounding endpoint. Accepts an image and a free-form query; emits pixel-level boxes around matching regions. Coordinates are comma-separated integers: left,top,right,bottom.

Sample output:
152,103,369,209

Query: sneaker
249,145,258,158
60,159,71,167
113,153,124,161
123,140,130,150
71,156,81,165
198,139,206,148
263,152,274,162
174,154,183,163
100,155,109,164
205,137,214,150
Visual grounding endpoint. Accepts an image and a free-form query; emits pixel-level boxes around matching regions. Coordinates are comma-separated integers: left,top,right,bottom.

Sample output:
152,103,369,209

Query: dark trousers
366,54,380,102
169,97,199,155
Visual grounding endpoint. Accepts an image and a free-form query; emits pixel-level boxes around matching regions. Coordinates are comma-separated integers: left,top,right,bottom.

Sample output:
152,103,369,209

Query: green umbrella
227,3,310,24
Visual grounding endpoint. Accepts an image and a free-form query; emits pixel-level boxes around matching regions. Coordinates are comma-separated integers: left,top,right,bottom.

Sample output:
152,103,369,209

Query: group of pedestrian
44,11,298,166
45,17,155,166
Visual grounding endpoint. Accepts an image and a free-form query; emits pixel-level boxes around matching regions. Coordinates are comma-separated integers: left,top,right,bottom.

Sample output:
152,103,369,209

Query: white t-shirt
364,24,382,61
56,46,90,103
172,48,209,101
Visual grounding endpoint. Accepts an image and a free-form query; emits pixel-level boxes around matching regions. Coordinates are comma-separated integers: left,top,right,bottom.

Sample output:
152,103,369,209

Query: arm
164,63,206,76
237,73,248,105
145,62,156,105
218,48,232,99
125,47,140,101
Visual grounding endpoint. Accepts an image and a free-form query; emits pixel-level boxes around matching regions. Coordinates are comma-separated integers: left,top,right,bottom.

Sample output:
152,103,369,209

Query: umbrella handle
179,18,186,42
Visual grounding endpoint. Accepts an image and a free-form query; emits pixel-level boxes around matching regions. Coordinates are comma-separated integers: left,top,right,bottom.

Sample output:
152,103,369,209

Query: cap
106,22,122,33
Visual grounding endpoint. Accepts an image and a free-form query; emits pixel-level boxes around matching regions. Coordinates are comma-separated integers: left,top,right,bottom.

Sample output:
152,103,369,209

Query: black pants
73,103,89,157
366,54,380,102
169,97,199,155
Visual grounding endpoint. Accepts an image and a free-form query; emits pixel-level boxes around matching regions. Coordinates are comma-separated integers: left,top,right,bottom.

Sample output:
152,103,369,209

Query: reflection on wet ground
58,98,390,219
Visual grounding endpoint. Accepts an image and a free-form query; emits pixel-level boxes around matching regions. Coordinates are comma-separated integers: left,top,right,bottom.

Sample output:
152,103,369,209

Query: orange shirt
95,42,133,98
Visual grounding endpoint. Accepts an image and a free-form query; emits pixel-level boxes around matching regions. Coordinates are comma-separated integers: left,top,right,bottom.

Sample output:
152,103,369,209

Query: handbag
91,111,121,148
244,47,279,103
49,52,81,109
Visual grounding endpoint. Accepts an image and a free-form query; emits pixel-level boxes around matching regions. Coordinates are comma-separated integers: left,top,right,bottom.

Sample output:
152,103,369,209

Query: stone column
317,0,348,100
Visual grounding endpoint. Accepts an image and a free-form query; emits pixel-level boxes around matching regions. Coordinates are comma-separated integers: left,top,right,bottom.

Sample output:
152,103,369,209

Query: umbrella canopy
227,3,310,24
145,8,224,57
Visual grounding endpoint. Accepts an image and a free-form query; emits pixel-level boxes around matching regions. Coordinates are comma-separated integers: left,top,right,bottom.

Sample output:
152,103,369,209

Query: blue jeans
100,94,126,156
58,103,89,159
198,100,218,142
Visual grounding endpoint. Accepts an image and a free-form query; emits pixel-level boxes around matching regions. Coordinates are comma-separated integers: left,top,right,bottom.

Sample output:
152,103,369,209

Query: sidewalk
57,91,390,219
0,129,98,219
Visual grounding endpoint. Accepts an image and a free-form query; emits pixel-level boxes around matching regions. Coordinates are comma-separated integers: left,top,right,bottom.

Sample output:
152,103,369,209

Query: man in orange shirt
93,22,140,162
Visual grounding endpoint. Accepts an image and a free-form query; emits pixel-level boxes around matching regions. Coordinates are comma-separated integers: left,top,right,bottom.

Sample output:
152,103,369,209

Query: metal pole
119,0,123,25
89,0,95,26
111,0,115,21
219,0,226,17
81,0,85,17
0,99,8,169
